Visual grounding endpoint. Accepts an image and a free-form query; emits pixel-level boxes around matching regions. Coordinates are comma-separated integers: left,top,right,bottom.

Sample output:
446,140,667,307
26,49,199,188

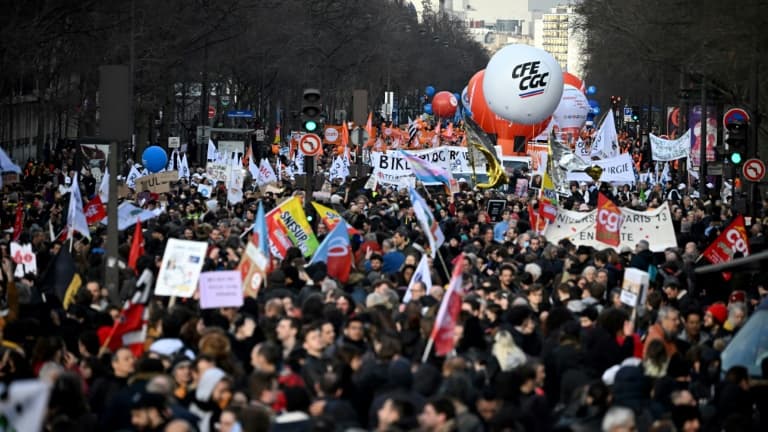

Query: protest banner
650,129,691,161
155,239,208,297
544,202,675,252
135,171,178,193
566,152,636,184
369,146,486,187
199,270,244,309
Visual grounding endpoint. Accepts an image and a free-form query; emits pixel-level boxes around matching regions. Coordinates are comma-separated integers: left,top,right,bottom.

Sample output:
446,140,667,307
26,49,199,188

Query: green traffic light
730,152,742,164
304,120,318,132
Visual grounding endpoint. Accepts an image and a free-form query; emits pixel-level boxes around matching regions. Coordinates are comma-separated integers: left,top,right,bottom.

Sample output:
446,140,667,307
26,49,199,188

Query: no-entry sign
742,158,766,182
299,133,322,156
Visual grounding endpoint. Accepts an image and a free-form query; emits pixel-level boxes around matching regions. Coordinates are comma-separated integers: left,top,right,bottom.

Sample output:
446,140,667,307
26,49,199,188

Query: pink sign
199,270,244,309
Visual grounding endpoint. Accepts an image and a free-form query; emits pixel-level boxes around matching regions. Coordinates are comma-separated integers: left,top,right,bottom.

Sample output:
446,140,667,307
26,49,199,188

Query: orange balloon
563,72,585,92
495,116,550,141
467,70,497,133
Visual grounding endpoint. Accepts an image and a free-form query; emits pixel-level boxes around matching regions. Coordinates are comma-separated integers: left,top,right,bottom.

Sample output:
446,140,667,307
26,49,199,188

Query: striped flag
409,188,445,258
399,149,455,193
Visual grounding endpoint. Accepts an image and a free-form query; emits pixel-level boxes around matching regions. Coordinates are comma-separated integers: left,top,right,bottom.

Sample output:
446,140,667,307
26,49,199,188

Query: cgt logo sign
512,61,550,98
597,208,622,233
725,228,749,255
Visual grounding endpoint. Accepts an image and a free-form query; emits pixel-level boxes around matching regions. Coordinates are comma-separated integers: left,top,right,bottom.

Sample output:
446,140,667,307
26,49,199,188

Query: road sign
168,136,180,148
723,107,750,128
623,107,633,123
227,110,254,118
742,158,766,182
299,133,322,156
208,106,216,119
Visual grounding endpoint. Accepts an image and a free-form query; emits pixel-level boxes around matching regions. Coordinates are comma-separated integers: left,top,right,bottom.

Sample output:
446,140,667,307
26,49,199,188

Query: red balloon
563,72,585,93
431,91,458,118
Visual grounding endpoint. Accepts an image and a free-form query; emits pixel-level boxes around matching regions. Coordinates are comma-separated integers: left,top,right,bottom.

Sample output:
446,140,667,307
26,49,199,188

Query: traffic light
631,106,640,122
725,120,747,164
301,88,322,132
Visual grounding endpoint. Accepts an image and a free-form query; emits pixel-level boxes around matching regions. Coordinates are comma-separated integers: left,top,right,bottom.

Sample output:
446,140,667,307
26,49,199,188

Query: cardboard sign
11,243,37,278
199,270,244,309
486,199,507,221
621,268,649,310
135,171,178,193
218,140,245,156
155,239,208,298
205,161,230,183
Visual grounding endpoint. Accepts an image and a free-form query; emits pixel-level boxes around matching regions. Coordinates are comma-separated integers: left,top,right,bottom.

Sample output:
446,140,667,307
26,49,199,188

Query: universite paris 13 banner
266,196,318,258
544,202,676,252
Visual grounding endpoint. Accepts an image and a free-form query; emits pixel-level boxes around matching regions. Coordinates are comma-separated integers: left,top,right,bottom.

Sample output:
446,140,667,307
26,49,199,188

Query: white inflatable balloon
483,44,564,124
553,85,590,130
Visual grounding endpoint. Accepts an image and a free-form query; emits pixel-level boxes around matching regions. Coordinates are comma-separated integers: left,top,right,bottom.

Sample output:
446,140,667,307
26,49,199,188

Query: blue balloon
142,145,168,173
424,103,433,115
425,86,436,97
587,85,597,95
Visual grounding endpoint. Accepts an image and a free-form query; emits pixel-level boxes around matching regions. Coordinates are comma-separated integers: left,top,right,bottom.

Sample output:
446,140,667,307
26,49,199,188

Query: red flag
428,253,466,358
84,195,106,225
702,215,750,265
528,203,546,234
128,219,144,274
97,302,146,352
596,193,622,247
12,202,23,242
539,198,557,222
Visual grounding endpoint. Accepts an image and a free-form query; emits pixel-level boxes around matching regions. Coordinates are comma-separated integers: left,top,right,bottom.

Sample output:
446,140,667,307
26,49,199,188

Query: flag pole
421,336,435,363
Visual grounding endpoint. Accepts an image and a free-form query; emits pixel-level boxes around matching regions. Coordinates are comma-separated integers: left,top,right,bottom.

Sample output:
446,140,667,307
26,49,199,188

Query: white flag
67,173,91,239
329,157,346,183
98,168,110,202
207,139,219,161
659,161,670,184
167,150,177,171
179,153,190,180
293,151,305,174
590,113,619,159
248,154,260,180
258,159,278,185
404,255,432,303
126,165,141,189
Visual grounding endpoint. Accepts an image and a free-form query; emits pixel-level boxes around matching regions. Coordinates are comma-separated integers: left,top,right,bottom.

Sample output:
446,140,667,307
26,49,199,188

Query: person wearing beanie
704,303,728,343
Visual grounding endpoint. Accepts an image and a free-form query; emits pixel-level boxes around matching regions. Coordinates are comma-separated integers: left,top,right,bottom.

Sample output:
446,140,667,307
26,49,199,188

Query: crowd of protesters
1,141,768,432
